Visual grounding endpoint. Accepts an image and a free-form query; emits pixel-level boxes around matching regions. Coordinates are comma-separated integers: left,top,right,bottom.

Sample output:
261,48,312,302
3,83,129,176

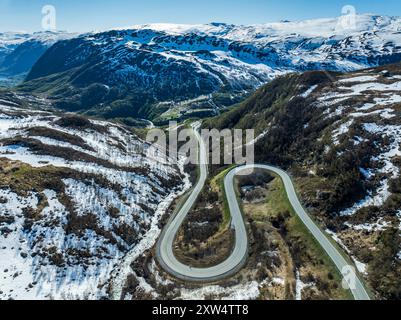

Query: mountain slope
0,94,189,299
20,14,401,123
204,63,401,299
0,31,75,87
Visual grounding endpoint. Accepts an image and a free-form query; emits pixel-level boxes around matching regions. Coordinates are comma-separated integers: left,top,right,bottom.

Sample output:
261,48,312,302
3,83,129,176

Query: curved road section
156,123,248,282
156,125,370,300
232,165,370,301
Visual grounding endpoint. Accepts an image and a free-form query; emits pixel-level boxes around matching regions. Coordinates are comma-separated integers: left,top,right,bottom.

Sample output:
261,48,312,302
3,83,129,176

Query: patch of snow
339,75,378,83
332,119,354,145
359,167,374,179
339,179,391,216
345,218,390,232
300,85,318,98
352,257,367,275
179,281,261,301
246,129,269,146
295,270,314,301
350,108,395,119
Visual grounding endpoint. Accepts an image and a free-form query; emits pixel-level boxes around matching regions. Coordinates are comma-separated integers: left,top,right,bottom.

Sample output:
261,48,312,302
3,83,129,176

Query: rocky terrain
0,93,189,299
205,62,401,299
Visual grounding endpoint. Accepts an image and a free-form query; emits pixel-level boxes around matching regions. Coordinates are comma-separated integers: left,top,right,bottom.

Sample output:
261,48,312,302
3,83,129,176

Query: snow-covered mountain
20,14,401,122
127,14,401,70
0,31,75,86
0,93,190,299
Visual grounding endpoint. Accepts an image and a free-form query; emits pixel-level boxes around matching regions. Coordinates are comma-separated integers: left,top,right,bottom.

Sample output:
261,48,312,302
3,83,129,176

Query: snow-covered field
0,100,188,300
117,14,401,77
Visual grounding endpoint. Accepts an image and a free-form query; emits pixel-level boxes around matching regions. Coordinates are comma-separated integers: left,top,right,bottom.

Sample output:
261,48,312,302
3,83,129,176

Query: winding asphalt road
156,122,249,282
156,125,370,300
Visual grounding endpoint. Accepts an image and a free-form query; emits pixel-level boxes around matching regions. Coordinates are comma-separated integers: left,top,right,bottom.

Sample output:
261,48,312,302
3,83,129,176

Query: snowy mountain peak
0,30,75,47
120,14,401,39
4,13,401,122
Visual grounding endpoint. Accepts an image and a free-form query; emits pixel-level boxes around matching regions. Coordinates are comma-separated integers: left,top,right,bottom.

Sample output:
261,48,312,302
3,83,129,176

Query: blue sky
1,0,401,32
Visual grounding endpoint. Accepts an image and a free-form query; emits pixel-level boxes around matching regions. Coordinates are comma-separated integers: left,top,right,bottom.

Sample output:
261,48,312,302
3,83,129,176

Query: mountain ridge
17,14,401,123
0,31,75,86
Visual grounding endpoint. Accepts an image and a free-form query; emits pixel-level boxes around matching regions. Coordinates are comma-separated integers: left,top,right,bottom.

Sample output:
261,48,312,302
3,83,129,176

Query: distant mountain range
3,14,401,122
0,31,75,86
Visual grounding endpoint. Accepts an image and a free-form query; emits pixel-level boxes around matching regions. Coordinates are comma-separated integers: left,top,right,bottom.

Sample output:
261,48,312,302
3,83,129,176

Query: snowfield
125,257,287,301
0,99,188,300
